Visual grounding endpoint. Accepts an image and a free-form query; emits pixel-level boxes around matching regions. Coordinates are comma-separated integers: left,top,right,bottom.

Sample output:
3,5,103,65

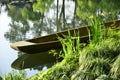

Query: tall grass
57,29,81,57
29,20,120,80
70,30,119,80
89,18,102,43
72,29,120,80
88,16,108,44
29,30,82,80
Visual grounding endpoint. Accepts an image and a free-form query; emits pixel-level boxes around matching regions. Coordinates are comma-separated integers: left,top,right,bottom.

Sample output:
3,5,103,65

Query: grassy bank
29,23,120,79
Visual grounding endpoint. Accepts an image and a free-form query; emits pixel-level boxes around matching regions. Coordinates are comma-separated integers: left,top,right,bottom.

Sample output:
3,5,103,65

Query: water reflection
0,0,120,78
4,0,120,43
0,4,17,77
11,52,59,70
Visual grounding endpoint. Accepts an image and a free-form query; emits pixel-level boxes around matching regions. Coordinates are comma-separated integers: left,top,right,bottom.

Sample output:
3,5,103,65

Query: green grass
29,30,81,80
29,19,120,80
4,70,26,80
77,37,120,80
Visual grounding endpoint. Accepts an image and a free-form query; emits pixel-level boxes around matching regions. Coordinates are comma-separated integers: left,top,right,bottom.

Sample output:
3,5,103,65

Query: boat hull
10,20,120,54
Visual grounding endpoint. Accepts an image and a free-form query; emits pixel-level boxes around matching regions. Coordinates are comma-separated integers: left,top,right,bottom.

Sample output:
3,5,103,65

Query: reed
57,29,81,57
88,16,108,44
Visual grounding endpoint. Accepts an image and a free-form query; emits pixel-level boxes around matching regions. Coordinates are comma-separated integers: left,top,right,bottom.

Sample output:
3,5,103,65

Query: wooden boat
11,52,62,70
10,20,120,54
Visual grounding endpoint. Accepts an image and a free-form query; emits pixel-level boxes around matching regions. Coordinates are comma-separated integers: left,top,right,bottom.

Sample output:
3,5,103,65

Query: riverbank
29,28,120,80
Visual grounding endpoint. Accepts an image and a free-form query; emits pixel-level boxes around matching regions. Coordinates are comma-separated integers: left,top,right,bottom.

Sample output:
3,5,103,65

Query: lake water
0,6,39,78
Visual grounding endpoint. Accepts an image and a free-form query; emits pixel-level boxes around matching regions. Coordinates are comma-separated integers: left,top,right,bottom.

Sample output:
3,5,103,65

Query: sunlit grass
57,29,81,57
110,54,120,79
29,30,81,80
88,16,108,44
29,19,120,80
73,30,120,80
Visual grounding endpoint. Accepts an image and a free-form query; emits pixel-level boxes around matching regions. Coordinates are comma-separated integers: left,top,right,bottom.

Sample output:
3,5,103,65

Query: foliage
29,53,79,80
29,22,120,80
77,37,120,80
57,30,81,58
29,30,81,80
88,15,107,44
110,54,120,79
4,70,26,80
89,18,102,44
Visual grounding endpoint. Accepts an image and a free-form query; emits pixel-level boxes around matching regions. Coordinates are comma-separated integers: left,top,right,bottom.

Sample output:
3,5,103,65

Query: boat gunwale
10,20,120,53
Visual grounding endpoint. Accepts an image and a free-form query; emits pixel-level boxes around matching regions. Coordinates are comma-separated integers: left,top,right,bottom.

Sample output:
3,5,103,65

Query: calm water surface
0,6,39,78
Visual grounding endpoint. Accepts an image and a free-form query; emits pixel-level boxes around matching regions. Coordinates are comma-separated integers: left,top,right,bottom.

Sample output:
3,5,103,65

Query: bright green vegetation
3,70,26,80
29,21,120,79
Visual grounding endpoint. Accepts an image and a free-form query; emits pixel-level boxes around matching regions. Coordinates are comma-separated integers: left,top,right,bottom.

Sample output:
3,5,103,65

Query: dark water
0,0,120,78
